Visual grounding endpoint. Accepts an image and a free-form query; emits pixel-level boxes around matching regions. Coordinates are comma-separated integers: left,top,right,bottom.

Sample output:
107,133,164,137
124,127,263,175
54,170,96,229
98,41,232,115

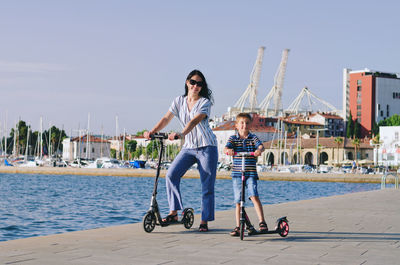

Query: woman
144,69,218,232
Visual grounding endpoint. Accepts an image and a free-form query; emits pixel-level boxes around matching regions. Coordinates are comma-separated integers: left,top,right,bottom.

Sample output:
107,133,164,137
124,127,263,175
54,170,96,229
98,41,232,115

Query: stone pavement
1,189,399,265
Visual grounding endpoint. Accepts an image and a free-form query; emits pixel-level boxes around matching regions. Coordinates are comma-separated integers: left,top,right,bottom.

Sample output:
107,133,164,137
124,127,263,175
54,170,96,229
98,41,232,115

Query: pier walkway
1,189,399,264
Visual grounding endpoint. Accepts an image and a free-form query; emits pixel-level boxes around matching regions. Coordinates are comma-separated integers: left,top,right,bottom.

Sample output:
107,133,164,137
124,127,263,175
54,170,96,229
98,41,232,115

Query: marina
1,2,399,263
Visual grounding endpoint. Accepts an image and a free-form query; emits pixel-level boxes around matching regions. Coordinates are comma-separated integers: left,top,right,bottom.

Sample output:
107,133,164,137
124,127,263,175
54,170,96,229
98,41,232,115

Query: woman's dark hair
184,69,213,104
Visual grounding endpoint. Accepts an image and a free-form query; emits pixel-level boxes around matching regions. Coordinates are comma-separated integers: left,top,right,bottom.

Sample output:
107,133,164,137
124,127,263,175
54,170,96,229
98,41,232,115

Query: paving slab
1,189,399,265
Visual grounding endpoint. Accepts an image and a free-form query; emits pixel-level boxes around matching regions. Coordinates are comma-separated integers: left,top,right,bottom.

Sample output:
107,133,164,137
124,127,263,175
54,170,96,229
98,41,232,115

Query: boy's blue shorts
232,177,259,204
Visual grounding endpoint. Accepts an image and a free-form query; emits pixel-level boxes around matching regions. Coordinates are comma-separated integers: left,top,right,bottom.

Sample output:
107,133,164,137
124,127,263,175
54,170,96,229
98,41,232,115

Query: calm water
0,173,380,242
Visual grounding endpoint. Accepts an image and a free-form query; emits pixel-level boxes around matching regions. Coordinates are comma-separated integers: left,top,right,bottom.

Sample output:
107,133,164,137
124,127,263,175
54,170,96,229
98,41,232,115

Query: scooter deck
159,219,186,227
247,228,280,236
246,216,288,236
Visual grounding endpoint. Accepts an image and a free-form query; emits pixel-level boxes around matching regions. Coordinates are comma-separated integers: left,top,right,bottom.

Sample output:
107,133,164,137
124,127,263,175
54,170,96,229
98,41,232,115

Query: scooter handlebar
150,133,168,140
232,152,255,156
149,133,179,140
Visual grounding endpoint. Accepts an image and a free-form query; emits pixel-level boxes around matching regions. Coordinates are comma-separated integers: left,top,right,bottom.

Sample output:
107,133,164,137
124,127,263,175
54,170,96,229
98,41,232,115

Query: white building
307,112,344,137
62,135,111,161
377,126,400,166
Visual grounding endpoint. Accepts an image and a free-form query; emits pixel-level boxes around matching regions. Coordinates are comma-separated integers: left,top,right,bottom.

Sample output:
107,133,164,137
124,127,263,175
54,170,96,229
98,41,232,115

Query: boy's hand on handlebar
225,148,234,156
254,150,262,157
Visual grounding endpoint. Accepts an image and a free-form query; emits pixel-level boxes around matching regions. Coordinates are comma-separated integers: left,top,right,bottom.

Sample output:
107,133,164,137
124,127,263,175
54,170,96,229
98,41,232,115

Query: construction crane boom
286,86,338,114
234,46,265,112
259,49,290,116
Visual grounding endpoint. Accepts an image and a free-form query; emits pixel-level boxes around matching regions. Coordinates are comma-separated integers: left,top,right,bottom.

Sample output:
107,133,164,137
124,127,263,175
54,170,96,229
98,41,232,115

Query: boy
224,113,267,236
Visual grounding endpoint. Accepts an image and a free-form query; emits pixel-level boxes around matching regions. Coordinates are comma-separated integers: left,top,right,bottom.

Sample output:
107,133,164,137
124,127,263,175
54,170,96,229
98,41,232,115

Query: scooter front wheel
182,209,194,229
143,212,156,233
278,220,289,237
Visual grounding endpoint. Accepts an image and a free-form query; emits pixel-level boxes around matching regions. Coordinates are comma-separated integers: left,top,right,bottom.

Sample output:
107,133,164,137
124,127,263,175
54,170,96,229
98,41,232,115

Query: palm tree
334,137,343,165
352,138,361,164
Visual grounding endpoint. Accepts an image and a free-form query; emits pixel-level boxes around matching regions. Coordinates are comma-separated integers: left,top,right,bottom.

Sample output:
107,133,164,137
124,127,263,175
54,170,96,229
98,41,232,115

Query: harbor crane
232,46,265,113
258,49,290,117
285,86,338,115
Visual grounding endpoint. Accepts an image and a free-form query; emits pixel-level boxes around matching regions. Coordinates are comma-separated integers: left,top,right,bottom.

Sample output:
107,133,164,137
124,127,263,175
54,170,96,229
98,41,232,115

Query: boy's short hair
236,113,252,122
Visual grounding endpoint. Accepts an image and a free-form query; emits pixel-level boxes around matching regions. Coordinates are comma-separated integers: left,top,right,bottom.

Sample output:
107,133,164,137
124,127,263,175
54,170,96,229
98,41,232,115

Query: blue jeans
232,177,259,204
166,146,218,221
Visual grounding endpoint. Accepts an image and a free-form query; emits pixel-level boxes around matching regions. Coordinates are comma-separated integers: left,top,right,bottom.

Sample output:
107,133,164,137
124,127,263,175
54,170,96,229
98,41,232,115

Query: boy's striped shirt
225,132,263,179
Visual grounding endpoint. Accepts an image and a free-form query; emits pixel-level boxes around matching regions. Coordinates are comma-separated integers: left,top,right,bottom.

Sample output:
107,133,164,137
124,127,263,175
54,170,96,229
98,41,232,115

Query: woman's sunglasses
189,79,204,87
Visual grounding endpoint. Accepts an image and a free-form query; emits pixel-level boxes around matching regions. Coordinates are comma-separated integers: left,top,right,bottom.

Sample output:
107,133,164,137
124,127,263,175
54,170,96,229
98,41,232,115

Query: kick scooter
143,133,194,233
234,152,289,240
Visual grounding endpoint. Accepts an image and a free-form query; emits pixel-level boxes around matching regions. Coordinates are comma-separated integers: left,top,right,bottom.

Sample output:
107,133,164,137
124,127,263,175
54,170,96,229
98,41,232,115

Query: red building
343,68,400,137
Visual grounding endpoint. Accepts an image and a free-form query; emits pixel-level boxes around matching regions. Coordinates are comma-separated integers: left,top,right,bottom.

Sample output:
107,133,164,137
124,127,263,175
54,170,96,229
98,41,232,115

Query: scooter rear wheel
278,220,289,237
183,209,194,229
143,212,156,233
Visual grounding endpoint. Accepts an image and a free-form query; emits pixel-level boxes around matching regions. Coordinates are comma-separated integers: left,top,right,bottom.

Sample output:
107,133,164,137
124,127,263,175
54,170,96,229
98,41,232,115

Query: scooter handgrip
150,133,169,140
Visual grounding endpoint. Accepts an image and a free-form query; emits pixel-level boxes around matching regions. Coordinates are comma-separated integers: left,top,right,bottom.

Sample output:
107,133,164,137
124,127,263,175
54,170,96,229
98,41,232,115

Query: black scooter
235,152,289,240
143,133,195,233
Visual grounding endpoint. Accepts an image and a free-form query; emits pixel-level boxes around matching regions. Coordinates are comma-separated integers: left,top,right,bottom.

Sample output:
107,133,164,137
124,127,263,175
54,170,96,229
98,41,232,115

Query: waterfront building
62,135,111,161
307,112,344,137
281,117,325,137
377,126,400,166
343,68,400,137
279,112,344,138
262,136,373,166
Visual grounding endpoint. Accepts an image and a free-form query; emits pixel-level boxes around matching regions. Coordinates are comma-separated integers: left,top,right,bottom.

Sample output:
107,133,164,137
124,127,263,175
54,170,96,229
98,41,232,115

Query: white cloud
0,61,67,74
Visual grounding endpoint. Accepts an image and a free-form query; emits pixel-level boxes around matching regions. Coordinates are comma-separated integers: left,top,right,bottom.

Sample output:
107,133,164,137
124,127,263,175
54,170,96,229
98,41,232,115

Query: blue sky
1,0,399,136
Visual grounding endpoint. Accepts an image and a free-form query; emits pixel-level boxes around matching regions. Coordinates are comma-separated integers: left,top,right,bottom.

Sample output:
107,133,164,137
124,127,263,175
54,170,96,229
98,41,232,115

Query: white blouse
169,95,217,149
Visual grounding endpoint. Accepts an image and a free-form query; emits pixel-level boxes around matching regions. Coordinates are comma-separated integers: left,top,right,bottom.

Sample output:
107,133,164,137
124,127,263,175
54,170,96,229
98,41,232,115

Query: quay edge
0,166,395,184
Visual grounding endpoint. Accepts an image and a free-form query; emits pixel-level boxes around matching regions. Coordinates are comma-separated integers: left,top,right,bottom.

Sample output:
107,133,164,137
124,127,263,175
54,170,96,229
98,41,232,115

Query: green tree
125,140,137,160
371,121,379,137
134,145,144,159
346,113,354,138
146,140,159,160
378,114,400,127
136,130,147,136
110,149,116,159
353,119,361,139
352,138,360,163
334,137,343,164
3,121,67,157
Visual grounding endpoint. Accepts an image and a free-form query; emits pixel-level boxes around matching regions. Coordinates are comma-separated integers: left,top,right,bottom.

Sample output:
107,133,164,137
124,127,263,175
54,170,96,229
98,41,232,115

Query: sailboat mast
40,117,43,159
48,122,52,157
4,111,7,156
25,125,30,162
115,115,119,160
86,113,90,160
12,122,17,157
122,128,126,160
100,124,103,158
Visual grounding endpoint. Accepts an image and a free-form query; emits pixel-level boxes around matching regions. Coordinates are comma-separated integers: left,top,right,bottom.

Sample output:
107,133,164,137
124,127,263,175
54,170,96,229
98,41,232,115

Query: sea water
0,173,380,242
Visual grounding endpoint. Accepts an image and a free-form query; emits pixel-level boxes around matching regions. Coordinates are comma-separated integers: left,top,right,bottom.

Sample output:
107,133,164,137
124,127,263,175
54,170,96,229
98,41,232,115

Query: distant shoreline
0,166,393,184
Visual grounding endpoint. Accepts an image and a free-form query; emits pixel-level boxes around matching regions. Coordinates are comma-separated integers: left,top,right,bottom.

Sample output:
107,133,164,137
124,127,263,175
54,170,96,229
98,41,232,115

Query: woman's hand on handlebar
168,132,182,141
144,130,155,140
